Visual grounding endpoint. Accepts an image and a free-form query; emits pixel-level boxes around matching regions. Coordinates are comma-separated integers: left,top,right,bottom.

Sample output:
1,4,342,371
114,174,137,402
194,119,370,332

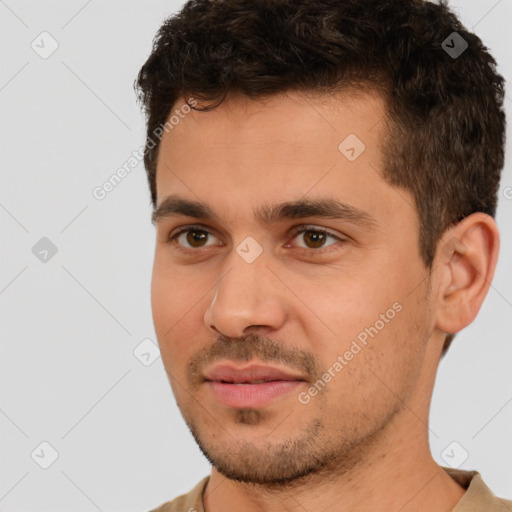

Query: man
135,0,510,510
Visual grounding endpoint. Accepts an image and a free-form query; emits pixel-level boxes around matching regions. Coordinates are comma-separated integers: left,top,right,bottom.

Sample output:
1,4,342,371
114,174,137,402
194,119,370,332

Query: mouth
203,363,308,408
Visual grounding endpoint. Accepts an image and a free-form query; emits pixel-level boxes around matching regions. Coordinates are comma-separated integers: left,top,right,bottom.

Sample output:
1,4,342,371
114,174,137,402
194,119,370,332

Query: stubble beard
173,332,409,489
181,402,402,490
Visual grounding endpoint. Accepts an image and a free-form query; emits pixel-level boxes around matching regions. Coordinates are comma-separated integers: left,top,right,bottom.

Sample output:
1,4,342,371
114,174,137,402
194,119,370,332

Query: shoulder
443,467,512,511
147,476,210,512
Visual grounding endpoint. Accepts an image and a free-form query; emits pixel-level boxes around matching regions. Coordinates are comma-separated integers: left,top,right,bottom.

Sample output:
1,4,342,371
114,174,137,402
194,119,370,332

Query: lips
204,363,307,384
203,363,307,408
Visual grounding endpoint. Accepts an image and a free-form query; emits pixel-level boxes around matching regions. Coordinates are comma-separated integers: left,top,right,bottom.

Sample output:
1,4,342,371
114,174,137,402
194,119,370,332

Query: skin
150,90,499,512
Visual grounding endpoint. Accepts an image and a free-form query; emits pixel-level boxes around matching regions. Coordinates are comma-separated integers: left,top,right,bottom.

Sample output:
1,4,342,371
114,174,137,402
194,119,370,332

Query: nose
203,253,288,338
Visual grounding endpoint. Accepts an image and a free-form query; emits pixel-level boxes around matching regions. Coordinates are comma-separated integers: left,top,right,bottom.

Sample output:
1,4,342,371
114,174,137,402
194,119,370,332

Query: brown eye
170,228,220,249
302,230,327,248
185,230,208,248
291,228,340,250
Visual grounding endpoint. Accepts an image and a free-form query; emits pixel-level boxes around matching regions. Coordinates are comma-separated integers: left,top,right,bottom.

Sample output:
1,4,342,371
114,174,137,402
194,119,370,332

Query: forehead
153,90,412,226
160,89,386,152
156,90,387,188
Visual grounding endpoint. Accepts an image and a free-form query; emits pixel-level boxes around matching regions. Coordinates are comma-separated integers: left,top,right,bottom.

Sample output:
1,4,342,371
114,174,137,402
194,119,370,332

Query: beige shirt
149,468,512,512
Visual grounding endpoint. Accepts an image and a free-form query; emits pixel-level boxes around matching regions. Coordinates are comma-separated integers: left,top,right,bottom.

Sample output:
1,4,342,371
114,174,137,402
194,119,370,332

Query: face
151,91,436,486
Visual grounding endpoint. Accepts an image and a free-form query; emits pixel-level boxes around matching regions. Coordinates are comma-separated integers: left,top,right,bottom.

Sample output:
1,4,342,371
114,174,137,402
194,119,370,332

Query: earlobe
434,213,500,335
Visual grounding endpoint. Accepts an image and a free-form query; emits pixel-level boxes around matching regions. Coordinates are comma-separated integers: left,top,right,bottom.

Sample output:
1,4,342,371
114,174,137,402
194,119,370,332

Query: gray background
1,1,511,511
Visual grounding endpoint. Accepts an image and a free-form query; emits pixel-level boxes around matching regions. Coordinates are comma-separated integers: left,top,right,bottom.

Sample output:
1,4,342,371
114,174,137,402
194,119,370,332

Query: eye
288,226,344,250
167,224,345,253
169,226,222,250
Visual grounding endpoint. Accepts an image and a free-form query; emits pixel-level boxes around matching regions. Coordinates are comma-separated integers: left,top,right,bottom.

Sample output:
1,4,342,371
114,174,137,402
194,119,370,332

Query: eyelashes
167,224,346,254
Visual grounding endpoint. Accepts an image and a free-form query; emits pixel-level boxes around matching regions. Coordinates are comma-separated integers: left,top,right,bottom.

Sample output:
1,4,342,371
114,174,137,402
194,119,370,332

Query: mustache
187,333,319,384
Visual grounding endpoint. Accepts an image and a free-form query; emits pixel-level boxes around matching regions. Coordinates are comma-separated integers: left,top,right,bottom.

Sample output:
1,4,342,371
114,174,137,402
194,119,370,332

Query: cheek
151,254,204,329
151,261,175,338
294,274,394,341
151,259,201,364
313,304,425,425
295,264,424,375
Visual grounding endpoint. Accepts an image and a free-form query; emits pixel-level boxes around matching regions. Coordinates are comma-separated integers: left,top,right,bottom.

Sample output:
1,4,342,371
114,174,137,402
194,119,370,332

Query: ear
434,213,500,335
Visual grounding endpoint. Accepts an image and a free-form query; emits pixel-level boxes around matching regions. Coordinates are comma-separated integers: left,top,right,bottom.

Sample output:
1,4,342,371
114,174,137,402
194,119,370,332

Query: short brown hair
135,0,506,354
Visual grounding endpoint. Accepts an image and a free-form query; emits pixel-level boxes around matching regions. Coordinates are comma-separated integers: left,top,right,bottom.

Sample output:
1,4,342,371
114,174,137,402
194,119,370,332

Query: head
136,0,504,486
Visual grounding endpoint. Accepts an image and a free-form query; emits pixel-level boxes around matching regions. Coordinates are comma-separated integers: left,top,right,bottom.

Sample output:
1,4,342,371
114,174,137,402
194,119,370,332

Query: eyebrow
152,194,378,230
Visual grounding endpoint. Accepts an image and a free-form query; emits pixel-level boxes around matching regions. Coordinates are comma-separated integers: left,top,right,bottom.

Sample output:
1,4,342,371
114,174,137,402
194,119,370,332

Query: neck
204,413,465,512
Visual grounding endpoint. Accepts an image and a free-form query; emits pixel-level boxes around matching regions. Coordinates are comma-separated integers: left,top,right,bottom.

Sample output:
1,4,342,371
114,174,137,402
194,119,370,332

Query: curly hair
135,0,506,355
